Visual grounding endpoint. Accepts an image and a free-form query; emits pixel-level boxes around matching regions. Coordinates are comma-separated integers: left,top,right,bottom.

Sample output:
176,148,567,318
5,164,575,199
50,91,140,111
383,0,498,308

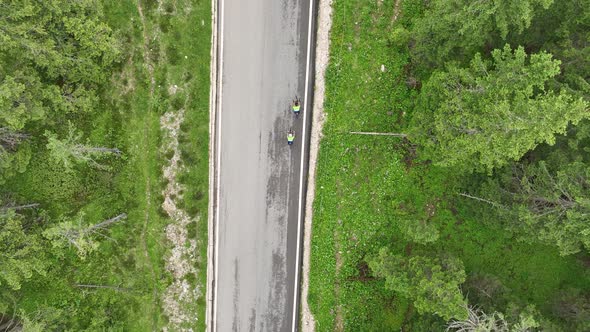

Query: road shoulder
205,0,220,329
301,0,334,330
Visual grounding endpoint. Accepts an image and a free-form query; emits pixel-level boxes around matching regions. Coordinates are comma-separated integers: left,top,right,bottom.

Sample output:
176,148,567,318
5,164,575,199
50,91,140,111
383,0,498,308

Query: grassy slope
6,0,210,330
102,1,211,329
308,0,590,330
158,1,212,329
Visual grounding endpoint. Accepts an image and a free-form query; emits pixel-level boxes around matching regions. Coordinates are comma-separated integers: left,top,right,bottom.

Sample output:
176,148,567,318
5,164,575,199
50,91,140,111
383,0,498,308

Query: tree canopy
0,209,46,290
482,161,590,255
0,0,119,183
411,45,589,173
412,0,554,66
369,248,468,320
45,123,121,171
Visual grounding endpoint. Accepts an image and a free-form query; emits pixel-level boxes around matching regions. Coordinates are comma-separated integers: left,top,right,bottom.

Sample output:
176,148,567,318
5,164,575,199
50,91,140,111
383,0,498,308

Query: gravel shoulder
301,0,334,330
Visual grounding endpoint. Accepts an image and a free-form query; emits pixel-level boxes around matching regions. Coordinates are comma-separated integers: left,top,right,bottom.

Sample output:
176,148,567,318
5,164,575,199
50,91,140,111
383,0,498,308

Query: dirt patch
347,261,376,282
397,138,417,169
160,109,202,331
397,137,432,170
404,243,413,256
168,84,179,95
115,55,137,95
392,0,401,22
425,201,437,218
157,0,178,15
576,253,590,269
450,206,465,225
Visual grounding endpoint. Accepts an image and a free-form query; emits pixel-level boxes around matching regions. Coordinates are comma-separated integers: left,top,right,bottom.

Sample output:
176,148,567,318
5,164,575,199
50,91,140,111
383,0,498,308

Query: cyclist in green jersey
287,130,295,145
292,97,301,117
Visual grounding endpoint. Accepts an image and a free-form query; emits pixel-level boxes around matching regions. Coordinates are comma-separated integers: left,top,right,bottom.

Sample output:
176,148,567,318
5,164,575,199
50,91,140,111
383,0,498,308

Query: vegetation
0,0,210,330
482,160,590,256
411,44,587,173
309,0,590,330
446,306,541,332
369,248,467,320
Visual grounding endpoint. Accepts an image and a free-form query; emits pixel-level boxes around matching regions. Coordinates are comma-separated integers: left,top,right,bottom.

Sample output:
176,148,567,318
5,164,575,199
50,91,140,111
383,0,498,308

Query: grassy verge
5,0,210,329
103,0,211,329
308,0,590,330
156,1,212,329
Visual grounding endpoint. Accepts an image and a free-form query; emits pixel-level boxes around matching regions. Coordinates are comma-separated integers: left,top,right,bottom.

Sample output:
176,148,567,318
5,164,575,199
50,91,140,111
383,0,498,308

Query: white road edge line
292,0,314,331
212,0,224,330
206,0,218,327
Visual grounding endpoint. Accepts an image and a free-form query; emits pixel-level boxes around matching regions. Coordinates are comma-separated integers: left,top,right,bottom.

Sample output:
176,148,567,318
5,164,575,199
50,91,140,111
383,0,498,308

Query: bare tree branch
349,131,407,137
0,203,40,211
87,213,127,232
74,284,130,292
458,193,508,210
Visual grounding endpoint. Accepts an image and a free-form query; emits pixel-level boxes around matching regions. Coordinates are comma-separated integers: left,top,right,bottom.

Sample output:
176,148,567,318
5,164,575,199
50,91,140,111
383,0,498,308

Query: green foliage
0,141,31,184
369,248,468,320
463,273,508,311
393,165,456,244
389,26,411,50
0,0,211,329
0,69,43,183
0,0,119,120
0,71,50,130
514,0,590,97
396,211,440,244
0,210,46,290
14,152,82,211
412,45,589,173
16,306,64,332
44,212,126,260
551,289,590,331
447,305,542,332
504,304,542,331
0,0,120,183
462,0,553,38
485,161,590,255
412,0,554,66
45,122,120,171
0,0,120,83
310,0,590,329
43,212,97,259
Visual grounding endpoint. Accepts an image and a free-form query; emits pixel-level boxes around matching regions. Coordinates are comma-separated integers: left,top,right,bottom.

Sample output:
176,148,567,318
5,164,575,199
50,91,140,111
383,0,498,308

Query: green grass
308,0,590,330
154,1,212,329
3,0,210,330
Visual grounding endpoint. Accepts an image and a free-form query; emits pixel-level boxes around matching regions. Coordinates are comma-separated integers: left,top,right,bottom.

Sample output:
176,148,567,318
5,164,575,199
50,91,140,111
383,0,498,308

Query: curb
205,0,220,330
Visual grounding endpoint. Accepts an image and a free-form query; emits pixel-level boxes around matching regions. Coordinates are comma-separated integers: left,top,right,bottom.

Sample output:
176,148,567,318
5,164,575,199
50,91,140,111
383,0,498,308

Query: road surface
209,0,315,331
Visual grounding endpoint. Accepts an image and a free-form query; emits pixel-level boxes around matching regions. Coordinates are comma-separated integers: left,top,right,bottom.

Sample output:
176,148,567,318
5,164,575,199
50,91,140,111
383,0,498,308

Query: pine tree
412,45,589,173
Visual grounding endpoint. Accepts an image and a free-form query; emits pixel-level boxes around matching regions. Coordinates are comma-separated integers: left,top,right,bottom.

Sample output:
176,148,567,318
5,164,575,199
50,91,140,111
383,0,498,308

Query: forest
2,0,590,331
309,0,590,330
0,0,210,330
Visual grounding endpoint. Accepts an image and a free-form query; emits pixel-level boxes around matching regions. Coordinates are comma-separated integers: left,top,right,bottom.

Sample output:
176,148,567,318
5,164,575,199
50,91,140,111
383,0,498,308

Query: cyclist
292,98,301,116
287,130,295,145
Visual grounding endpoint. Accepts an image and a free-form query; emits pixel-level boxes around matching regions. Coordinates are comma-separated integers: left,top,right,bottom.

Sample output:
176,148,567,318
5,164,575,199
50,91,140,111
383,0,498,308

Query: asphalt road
212,0,313,331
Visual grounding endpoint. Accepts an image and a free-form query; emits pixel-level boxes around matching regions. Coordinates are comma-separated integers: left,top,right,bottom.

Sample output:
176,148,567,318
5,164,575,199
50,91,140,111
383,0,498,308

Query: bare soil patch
160,109,202,331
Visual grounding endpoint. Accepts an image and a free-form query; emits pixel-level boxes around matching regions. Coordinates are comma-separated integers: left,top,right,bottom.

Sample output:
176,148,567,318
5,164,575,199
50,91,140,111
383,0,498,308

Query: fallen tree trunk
349,131,407,137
